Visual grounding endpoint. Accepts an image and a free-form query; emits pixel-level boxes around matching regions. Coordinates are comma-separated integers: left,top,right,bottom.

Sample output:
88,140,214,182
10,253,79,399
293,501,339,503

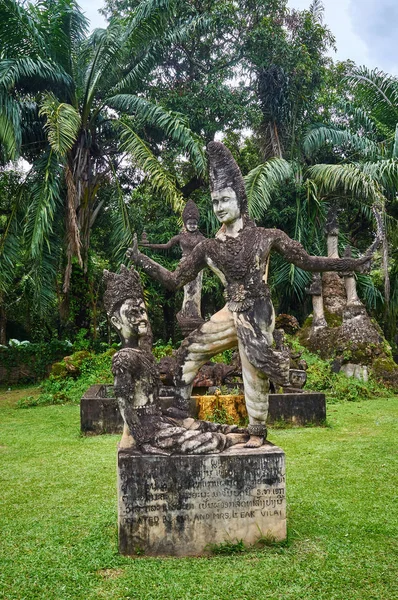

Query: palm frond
272,259,312,303
22,232,62,317
108,94,206,178
0,0,47,58
356,273,384,311
303,125,379,159
0,57,72,91
0,182,26,293
119,120,184,212
128,0,176,30
107,161,134,262
81,23,125,121
346,67,398,129
39,94,81,155
24,151,65,258
308,163,384,204
0,93,21,159
244,158,293,221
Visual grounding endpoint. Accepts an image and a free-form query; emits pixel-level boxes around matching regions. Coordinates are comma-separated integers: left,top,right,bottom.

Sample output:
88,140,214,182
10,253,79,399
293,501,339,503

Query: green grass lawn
0,389,397,600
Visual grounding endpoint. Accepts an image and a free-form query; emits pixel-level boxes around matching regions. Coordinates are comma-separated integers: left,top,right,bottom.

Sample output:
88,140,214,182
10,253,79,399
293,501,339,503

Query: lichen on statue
127,142,382,448
103,266,248,454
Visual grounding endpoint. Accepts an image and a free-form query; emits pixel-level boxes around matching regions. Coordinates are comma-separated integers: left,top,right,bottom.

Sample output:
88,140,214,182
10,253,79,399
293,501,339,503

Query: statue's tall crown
103,265,144,315
182,199,200,224
207,141,248,215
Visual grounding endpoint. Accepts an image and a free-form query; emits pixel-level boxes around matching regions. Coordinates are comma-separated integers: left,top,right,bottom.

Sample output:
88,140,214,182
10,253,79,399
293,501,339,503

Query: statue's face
112,298,148,340
211,187,240,224
186,219,198,232
289,369,307,389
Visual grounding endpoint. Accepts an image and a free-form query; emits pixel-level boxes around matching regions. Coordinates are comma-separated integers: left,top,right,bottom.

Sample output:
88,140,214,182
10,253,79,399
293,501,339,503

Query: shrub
17,350,114,408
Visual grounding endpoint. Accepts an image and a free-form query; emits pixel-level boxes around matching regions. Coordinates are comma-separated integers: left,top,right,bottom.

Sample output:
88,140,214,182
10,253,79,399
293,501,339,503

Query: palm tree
0,0,206,310
303,66,398,338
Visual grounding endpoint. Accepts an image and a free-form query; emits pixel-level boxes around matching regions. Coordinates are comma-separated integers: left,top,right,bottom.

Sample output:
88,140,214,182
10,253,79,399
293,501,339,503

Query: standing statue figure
140,200,205,336
127,142,379,448
103,266,248,454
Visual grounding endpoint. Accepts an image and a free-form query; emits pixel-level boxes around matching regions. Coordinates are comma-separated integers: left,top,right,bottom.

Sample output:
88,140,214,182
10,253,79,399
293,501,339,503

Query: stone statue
127,142,380,448
103,266,247,454
140,200,205,336
306,273,327,328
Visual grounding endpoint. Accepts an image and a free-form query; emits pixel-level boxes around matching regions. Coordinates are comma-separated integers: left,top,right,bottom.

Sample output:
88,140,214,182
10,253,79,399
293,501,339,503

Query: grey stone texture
81,385,326,433
118,443,286,556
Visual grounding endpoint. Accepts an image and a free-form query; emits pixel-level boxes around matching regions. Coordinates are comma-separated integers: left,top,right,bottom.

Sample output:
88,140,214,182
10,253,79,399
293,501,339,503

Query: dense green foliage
1,392,397,599
0,340,73,382
0,0,397,349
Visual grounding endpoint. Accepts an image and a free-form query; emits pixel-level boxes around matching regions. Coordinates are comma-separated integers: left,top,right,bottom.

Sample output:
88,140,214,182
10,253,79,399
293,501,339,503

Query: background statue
103,266,247,454
127,142,380,449
140,199,205,336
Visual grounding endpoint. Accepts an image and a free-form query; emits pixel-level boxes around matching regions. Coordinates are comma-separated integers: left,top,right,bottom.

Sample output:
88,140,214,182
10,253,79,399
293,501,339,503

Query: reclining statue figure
127,142,381,448
103,266,248,454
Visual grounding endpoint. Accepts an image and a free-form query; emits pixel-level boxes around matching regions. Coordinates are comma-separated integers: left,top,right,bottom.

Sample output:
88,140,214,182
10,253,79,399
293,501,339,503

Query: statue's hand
126,233,139,263
356,254,372,274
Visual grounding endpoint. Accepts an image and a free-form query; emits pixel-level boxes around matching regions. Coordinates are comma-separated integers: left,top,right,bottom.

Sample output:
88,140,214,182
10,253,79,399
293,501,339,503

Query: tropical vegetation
0,0,397,352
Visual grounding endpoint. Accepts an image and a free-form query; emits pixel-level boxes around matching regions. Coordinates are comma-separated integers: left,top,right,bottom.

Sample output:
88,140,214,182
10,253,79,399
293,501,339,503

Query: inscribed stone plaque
118,443,286,556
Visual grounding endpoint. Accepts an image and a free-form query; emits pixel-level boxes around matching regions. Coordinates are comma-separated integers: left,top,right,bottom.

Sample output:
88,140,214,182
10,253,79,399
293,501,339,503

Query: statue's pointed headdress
182,199,200,224
207,141,249,217
103,265,144,316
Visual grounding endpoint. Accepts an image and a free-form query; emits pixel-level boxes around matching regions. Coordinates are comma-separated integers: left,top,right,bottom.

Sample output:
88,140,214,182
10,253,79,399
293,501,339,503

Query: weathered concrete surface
267,392,326,425
118,443,286,556
80,385,122,434
82,385,326,433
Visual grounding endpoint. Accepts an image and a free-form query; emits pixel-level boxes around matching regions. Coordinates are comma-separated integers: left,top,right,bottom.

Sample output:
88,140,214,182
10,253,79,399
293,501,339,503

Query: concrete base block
80,385,122,434
268,392,326,425
81,385,326,433
118,444,286,557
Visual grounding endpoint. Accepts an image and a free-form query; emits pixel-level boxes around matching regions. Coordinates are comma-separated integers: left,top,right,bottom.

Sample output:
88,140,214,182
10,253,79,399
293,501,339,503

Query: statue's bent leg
174,305,238,414
238,338,269,447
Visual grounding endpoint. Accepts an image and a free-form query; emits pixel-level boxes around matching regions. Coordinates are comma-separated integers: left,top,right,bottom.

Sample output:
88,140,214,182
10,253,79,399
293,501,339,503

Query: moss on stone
324,310,343,328
50,361,68,379
371,356,398,391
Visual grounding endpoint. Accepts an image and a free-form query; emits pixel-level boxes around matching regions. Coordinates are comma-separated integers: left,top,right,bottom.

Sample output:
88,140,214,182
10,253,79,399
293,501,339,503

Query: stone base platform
80,385,121,434
118,443,286,556
81,385,326,434
266,392,326,426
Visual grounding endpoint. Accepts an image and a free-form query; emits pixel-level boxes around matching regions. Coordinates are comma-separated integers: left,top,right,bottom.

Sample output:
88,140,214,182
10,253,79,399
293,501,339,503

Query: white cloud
288,0,398,74
349,0,398,73
78,0,107,31
77,1,398,75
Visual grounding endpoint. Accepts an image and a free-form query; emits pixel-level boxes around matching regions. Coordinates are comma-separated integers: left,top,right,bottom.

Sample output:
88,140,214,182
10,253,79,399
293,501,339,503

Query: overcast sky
78,0,398,76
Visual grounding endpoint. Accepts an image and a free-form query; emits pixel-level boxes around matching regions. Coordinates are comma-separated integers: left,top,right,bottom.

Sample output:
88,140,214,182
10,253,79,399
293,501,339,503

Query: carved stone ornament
182,199,200,223
103,265,144,317
103,266,248,454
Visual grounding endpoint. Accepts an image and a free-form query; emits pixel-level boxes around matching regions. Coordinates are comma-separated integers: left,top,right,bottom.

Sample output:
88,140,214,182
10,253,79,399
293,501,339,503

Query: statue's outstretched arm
127,234,207,291
140,235,180,250
270,228,381,273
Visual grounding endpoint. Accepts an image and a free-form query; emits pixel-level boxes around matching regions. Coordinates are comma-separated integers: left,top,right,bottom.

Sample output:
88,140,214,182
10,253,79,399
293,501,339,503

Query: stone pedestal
267,392,326,425
81,384,123,434
82,385,326,433
118,444,286,556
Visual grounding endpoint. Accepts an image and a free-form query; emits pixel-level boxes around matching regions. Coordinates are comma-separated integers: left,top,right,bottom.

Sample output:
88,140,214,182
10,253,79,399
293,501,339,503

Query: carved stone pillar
322,205,347,316
306,273,327,328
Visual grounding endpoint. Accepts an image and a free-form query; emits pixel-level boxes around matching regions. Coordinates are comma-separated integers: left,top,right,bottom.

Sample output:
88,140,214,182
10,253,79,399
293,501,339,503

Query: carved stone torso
179,230,206,257
205,226,273,312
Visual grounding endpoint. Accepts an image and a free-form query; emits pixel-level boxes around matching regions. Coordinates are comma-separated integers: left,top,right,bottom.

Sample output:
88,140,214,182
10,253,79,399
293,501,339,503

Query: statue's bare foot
141,444,170,455
226,432,249,446
244,435,264,448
